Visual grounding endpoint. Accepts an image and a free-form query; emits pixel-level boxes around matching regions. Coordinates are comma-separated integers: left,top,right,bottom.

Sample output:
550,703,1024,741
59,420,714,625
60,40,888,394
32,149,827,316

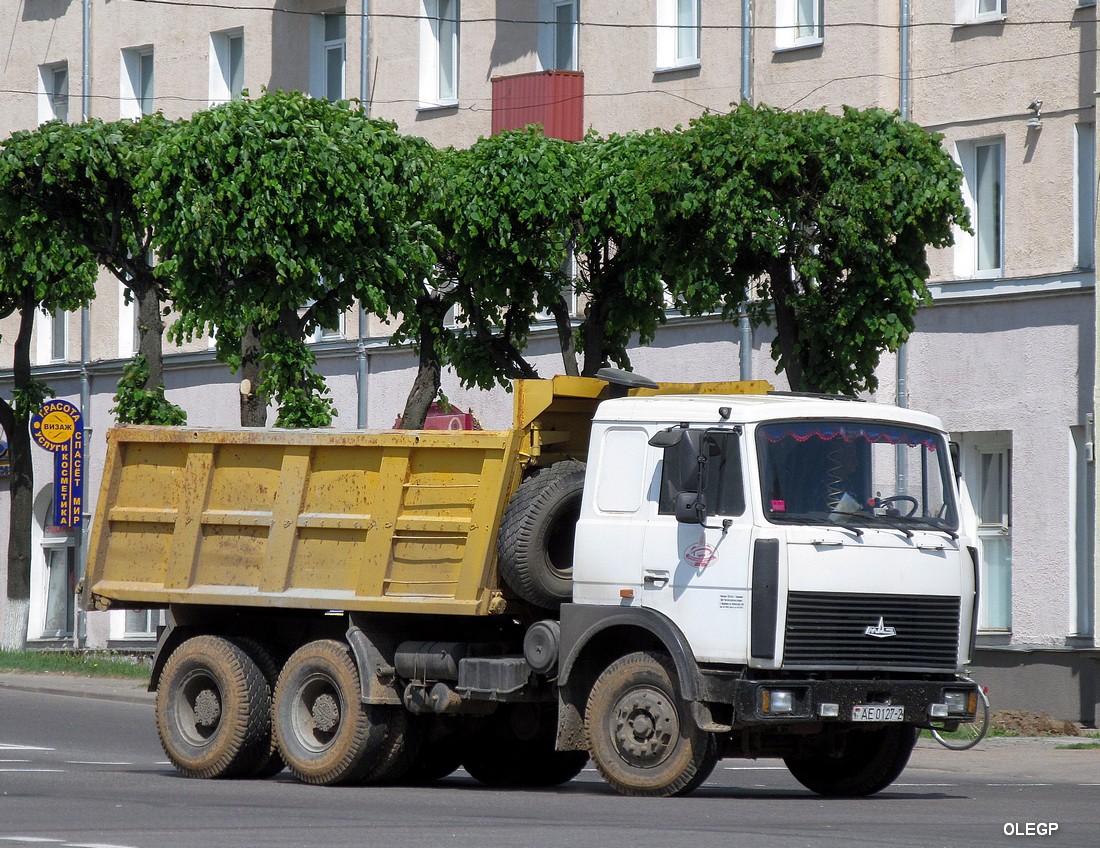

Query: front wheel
783,724,919,797
584,651,718,797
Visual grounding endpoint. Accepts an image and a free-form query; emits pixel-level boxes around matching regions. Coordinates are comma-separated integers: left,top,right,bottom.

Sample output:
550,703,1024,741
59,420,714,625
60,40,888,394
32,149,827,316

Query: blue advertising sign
31,399,84,527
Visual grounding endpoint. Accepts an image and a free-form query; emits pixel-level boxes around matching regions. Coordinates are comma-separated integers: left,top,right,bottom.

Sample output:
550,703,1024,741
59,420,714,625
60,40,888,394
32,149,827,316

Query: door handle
644,570,670,588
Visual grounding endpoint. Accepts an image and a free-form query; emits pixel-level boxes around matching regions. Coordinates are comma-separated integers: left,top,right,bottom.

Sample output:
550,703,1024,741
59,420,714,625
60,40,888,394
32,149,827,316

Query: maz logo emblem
864,617,898,638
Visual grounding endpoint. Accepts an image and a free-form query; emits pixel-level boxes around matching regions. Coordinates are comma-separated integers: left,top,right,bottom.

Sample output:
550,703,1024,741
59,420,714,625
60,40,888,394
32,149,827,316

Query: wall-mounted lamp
1027,98,1043,129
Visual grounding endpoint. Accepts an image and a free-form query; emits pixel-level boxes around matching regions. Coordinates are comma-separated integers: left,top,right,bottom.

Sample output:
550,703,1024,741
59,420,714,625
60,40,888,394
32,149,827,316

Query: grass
0,649,151,680
1055,741,1100,750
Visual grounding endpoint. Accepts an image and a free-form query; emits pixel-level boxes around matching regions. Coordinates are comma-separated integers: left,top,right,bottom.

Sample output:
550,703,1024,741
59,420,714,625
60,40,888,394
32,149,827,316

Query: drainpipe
357,0,371,428
895,0,912,495
75,0,92,649
1092,82,1100,640
737,1,753,380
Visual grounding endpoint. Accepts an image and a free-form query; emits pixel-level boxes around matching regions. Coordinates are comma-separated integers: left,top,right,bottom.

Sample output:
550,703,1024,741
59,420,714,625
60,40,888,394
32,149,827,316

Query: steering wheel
878,495,918,517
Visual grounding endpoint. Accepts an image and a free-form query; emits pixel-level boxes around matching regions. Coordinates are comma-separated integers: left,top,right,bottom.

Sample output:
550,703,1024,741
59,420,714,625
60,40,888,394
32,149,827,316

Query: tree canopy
142,90,438,427
0,116,185,424
677,104,969,395
0,142,99,648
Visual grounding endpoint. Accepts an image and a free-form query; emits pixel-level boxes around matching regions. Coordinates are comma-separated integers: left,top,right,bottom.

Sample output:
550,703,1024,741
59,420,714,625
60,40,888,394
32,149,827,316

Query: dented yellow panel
85,427,524,616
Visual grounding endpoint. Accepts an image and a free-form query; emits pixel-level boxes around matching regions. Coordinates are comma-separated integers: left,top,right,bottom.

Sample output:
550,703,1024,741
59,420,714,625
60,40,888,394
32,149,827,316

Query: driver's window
658,431,745,517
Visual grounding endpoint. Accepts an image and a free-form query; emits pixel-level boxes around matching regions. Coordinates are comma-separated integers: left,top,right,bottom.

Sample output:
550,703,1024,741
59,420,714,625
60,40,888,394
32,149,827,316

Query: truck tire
230,637,284,778
273,639,393,786
498,460,586,610
584,651,719,797
783,724,919,797
155,635,271,779
461,703,589,787
356,707,420,785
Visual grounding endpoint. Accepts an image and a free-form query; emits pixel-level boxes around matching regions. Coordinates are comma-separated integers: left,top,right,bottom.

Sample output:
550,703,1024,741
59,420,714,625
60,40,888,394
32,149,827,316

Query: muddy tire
230,637,284,778
273,639,392,786
783,724,919,797
357,707,420,785
462,704,588,787
585,651,719,797
498,460,586,610
155,635,271,779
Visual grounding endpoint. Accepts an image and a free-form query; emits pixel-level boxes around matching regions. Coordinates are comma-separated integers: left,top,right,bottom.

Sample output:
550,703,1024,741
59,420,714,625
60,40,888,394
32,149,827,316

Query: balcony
490,70,584,141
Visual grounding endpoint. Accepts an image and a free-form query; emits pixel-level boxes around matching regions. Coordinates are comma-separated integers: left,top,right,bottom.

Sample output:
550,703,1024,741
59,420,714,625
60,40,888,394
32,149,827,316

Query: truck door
640,429,754,665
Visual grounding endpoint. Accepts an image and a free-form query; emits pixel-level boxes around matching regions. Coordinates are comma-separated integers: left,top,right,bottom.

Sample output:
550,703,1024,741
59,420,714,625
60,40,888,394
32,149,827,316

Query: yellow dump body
85,376,771,617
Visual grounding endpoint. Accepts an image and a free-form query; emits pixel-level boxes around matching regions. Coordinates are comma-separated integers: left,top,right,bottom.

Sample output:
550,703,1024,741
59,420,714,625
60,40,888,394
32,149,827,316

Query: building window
1076,123,1095,270
539,1,578,71
121,47,154,118
37,308,67,364
420,0,459,108
310,13,346,101
955,139,1004,277
954,0,1007,25
30,489,77,641
210,29,244,104
119,282,140,357
39,62,69,123
656,0,700,69
776,0,823,51
972,443,1012,631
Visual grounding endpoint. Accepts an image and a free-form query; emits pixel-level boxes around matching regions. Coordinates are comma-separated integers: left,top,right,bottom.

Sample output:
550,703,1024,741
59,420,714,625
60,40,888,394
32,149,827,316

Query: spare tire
498,460,586,609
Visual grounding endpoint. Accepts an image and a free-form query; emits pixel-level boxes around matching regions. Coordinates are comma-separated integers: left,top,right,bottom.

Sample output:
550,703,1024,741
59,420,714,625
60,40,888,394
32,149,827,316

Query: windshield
756,420,958,531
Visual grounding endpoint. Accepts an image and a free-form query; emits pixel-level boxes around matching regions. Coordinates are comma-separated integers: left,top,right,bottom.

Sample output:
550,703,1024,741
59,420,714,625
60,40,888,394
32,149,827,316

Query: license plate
852,705,905,722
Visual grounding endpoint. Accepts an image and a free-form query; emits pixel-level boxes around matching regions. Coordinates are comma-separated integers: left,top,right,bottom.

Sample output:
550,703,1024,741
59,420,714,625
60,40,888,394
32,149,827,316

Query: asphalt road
0,680,1096,848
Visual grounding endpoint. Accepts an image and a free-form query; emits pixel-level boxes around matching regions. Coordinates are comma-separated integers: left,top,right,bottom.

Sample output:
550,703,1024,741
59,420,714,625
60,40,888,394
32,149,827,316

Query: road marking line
64,761,132,766
0,744,53,752
0,839,65,844
0,769,65,773
0,760,31,763
985,783,1052,787
894,783,956,786
723,766,787,771
66,843,143,848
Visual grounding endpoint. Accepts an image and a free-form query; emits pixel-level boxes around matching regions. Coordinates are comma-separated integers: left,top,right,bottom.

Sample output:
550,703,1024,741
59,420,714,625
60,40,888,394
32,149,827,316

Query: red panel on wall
491,71,584,141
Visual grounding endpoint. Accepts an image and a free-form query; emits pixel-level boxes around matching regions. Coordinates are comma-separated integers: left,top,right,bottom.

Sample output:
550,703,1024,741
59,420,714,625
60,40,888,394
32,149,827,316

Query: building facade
1,1,1097,721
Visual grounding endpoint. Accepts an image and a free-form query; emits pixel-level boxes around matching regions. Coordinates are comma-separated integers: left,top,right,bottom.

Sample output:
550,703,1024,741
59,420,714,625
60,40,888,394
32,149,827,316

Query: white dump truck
84,371,981,797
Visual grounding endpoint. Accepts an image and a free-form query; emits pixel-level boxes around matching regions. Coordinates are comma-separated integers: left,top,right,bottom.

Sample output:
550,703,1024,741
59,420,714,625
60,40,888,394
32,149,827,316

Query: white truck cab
557,391,980,797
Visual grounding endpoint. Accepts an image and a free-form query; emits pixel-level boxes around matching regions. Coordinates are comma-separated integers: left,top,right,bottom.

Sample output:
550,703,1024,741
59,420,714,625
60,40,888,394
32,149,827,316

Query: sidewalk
0,670,155,705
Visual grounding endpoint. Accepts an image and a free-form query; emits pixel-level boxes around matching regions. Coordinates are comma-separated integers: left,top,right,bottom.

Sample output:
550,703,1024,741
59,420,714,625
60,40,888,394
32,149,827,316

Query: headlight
762,688,795,714
943,690,970,713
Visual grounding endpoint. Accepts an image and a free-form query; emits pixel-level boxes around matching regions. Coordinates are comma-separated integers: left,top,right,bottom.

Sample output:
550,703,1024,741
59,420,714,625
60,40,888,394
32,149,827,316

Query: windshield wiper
901,517,960,540
767,514,864,537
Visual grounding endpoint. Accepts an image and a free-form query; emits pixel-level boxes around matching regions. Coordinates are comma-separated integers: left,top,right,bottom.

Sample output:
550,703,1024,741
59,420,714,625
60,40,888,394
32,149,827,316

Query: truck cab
558,392,979,796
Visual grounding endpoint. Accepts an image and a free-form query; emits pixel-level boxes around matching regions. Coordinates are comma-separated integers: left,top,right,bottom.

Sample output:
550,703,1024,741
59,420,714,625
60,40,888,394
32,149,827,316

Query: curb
0,673,155,706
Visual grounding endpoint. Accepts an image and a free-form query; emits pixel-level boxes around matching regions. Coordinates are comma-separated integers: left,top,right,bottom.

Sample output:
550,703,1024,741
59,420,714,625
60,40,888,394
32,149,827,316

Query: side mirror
949,441,962,482
674,491,707,525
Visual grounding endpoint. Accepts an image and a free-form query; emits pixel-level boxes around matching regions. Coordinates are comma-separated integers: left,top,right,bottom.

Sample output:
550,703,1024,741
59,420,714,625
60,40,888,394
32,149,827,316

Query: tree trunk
550,297,580,377
400,296,446,429
0,299,38,649
132,275,165,391
767,256,807,393
239,322,267,427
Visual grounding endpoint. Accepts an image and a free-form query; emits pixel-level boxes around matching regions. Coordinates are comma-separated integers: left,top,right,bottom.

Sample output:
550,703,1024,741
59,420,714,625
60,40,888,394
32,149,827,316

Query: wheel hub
612,689,678,768
311,693,340,732
193,688,221,727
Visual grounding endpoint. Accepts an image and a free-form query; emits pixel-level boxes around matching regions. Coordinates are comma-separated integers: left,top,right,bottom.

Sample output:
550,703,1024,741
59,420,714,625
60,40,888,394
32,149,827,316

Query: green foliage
677,104,969,394
111,355,187,425
143,90,438,426
11,380,55,424
0,648,151,679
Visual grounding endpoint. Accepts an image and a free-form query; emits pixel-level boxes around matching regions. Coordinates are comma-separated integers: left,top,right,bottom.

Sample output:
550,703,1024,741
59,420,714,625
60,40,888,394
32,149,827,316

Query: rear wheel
155,635,270,779
783,724,919,797
273,640,393,786
230,637,284,778
462,704,588,788
585,651,718,797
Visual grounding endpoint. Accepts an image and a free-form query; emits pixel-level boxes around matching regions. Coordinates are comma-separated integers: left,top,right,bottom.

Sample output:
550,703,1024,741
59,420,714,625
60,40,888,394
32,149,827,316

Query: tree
0,116,185,425
677,104,970,395
141,91,437,427
0,162,98,649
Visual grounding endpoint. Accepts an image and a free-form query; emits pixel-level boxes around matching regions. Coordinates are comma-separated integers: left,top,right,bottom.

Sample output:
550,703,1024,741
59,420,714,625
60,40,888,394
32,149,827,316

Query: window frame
120,46,155,119
39,62,69,123
954,0,1008,26
538,0,579,71
419,0,460,109
209,28,245,105
775,0,824,52
656,0,700,71
955,137,1005,279
1075,123,1095,270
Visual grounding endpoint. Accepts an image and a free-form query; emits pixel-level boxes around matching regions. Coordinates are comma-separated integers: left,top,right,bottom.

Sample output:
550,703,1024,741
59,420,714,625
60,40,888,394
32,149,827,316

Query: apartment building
1,1,1097,721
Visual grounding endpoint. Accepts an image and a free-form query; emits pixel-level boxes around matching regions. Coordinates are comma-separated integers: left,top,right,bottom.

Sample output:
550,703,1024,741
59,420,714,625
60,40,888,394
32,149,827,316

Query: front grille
783,592,960,671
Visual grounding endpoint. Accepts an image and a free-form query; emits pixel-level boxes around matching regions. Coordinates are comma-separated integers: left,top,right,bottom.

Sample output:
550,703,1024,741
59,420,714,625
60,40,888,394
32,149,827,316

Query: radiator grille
783,592,960,671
